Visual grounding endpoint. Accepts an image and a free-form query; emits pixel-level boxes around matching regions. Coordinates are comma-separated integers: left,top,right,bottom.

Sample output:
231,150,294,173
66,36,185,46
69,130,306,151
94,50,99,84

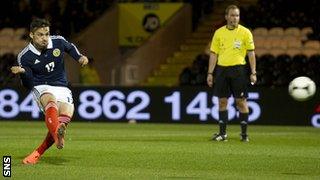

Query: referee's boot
240,134,249,142
212,133,228,141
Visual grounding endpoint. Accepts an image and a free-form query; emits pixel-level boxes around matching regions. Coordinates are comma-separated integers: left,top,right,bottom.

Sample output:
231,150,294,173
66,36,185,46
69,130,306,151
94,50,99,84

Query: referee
207,5,257,142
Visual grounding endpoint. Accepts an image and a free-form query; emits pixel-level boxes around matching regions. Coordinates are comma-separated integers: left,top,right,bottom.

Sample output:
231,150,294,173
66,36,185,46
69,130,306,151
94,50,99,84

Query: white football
288,76,316,101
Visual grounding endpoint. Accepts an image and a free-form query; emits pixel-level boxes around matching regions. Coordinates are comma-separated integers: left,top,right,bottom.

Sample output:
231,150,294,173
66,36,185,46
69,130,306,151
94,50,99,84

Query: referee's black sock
239,112,249,135
218,110,228,135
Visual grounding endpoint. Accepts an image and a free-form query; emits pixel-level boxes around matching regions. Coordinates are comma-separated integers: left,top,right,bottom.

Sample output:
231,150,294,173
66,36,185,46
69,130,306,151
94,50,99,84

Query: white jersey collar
28,37,53,55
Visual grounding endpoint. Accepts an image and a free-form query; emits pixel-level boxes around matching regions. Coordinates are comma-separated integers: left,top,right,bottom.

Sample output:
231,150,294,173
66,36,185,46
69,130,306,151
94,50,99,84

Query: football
288,76,316,101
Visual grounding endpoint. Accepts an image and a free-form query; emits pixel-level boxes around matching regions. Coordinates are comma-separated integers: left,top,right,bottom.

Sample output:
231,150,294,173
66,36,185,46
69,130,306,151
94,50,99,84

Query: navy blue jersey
17,35,82,89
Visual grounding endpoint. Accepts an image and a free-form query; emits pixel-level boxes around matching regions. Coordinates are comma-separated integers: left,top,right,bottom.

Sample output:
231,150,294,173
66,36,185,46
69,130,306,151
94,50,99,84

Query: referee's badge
234,40,242,49
53,48,61,57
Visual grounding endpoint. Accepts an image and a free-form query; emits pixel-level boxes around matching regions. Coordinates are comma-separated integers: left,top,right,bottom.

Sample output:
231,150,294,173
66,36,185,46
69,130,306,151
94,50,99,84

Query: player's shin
44,101,59,141
36,132,55,155
219,110,228,135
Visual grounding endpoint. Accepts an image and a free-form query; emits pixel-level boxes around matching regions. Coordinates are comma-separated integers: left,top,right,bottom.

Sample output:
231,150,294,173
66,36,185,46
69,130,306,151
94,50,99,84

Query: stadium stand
177,0,320,87
1,0,319,87
0,0,115,87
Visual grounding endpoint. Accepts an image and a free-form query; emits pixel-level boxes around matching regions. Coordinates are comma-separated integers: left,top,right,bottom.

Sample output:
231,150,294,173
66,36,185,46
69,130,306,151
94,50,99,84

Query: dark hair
225,5,240,15
30,18,51,32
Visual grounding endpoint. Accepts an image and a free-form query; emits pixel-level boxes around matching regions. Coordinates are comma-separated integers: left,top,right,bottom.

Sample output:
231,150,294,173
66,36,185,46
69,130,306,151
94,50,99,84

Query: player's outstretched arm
78,56,89,67
11,66,26,74
11,65,33,90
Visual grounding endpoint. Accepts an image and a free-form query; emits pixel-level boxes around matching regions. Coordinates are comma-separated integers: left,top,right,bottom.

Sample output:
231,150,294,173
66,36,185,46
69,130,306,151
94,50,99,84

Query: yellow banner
119,3,183,46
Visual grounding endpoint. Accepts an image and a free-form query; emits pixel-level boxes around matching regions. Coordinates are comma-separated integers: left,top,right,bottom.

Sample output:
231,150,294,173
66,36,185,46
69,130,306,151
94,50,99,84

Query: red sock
44,101,59,141
58,114,71,125
36,132,54,155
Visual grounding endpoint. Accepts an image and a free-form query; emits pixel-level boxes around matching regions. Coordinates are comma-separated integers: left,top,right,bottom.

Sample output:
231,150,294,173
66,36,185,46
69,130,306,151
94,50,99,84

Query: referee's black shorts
214,65,249,98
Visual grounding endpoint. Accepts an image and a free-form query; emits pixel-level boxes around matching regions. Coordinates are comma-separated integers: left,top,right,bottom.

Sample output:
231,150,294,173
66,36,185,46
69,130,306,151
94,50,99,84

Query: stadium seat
301,27,313,41
254,48,269,57
304,40,320,49
286,48,302,57
262,38,273,49
301,27,313,36
284,27,300,37
269,48,286,57
268,27,284,36
253,27,268,37
302,48,319,58
0,37,12,48
270,38,287,50
0,47,11,56
0,28,15,37
11,39,27,54
253,36,265,49
285,37,302,49
14,28,27,39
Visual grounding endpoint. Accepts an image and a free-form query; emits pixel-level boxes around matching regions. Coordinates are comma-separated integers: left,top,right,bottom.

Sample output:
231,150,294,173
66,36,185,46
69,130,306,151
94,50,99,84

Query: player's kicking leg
23,132,54,164
22,112,71,164
22,113,71,164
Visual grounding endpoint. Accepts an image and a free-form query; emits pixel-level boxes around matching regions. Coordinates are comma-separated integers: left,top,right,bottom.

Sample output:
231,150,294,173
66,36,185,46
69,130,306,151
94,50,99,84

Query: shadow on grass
15,155,74,166
41,156,70,165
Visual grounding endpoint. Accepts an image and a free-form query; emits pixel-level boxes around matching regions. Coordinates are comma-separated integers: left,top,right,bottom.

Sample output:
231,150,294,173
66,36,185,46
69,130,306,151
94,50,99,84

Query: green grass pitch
1,121,320,179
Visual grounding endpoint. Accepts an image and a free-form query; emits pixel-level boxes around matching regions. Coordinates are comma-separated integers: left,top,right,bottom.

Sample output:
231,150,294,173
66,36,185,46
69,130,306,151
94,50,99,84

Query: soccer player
11,18,89,164
207,5,257,142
